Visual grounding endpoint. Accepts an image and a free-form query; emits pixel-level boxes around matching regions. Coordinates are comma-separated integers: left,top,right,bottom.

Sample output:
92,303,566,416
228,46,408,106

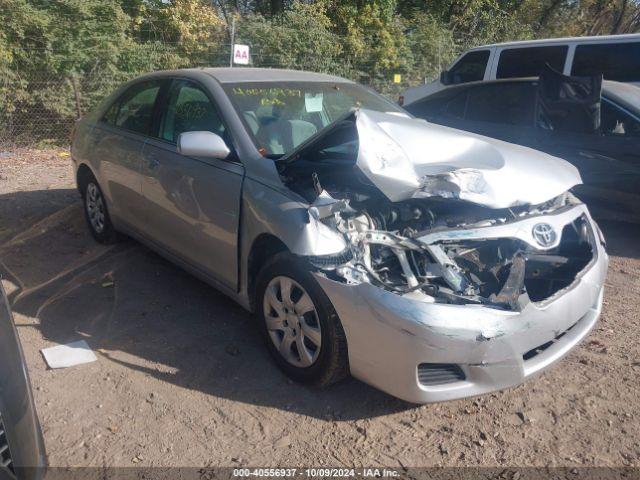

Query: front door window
448,50,490,84
160,81,226,144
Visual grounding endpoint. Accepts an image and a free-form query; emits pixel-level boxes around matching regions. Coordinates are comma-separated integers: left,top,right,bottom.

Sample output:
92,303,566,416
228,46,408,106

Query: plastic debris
41,340,97,369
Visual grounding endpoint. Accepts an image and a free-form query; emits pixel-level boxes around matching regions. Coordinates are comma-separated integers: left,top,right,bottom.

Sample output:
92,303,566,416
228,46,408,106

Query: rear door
140,78,244,290
90,80,163,229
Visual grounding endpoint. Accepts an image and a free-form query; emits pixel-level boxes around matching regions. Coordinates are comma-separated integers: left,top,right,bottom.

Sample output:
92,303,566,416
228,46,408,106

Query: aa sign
233,44,250,65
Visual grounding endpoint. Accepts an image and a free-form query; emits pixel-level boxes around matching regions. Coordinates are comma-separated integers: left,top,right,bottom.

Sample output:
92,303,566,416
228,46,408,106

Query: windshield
223,81,406,156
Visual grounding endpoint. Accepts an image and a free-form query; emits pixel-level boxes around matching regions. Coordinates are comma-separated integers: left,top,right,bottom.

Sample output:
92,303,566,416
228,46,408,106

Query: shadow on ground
0,189,412,421
3,189,639,420
597,220,640,260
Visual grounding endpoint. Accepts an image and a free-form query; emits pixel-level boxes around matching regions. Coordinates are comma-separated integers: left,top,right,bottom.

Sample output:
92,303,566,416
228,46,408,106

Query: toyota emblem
532,223,557,248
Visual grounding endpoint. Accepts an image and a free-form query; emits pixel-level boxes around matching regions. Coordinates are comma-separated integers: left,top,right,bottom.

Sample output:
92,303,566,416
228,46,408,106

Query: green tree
324,0,410,91
405,12,458,84
236,1,343,73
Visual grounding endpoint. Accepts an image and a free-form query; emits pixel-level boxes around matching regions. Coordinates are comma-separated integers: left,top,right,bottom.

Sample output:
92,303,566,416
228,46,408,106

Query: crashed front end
279,109,608,403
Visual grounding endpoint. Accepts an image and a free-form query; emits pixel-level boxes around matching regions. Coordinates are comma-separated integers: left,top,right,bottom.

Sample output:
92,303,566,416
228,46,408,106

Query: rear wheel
81,176,119,244
256,252,349,386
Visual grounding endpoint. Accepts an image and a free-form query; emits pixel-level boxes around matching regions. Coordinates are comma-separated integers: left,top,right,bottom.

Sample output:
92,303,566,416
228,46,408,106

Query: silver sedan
71,68,608,403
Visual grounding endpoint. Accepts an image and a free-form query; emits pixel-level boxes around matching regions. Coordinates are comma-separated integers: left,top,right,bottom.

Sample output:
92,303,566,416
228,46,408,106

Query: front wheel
81,177,119,244
255,252,349,386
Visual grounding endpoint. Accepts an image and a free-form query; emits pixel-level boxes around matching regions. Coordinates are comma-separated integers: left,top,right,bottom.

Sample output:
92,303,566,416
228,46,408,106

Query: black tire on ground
255,252,349,386
79,173,120,244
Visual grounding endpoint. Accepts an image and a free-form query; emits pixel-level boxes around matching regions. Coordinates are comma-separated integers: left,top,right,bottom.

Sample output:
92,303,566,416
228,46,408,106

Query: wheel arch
246,233,289,312
76,163,97,195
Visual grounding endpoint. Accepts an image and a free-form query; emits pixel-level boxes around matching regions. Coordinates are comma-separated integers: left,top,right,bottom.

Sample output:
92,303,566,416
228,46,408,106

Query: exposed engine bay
280,161,595,312
277,109,595,312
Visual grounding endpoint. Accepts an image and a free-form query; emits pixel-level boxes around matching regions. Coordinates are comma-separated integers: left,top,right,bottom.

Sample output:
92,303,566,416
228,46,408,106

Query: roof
405,77,640,115
408,77,634,94
468,33,640,50
200,67,354,84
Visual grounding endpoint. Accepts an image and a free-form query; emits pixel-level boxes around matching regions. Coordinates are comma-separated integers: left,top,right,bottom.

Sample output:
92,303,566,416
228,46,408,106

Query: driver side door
140,78,244,290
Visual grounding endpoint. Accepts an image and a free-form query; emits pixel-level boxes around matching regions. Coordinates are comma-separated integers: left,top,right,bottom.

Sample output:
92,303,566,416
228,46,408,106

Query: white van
402,33,640,104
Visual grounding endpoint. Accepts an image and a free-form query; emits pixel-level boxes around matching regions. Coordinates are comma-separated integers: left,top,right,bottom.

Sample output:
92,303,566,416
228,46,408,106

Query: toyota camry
70,68,608,403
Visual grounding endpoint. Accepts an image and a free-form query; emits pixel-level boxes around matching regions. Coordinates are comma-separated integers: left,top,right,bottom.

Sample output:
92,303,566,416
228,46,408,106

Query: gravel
1,149,639,468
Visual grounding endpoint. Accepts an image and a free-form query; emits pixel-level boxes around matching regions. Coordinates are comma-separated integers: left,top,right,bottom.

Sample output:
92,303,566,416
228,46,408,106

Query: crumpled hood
355,109,582,208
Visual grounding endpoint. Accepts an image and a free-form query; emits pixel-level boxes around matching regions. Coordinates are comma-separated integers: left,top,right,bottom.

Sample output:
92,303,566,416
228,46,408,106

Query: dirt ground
1,148,639,469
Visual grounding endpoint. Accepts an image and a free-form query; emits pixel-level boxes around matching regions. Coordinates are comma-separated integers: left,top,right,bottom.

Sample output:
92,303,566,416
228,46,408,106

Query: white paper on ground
41,340,97,369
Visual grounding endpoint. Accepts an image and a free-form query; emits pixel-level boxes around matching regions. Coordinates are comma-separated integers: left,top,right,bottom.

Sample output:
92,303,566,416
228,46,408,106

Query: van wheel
80,176,119,244
255,252,349,386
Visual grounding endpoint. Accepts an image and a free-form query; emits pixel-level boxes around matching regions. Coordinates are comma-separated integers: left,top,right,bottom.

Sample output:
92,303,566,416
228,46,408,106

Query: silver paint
355,109,582,207
314,205,606,402
263,275,322,368
71,68,609,403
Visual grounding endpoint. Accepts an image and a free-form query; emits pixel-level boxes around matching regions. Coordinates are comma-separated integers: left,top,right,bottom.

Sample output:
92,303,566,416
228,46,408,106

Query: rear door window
497,46,568,78
571,42,640,82
465,83,537,126
406,89,467,120
113,81,162,135
448,50,490,84
443,92,468,119
102,99,119,125
601,100,640,137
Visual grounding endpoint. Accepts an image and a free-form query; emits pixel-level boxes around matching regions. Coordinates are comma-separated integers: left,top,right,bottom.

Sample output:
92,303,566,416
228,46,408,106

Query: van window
448,50,490,84
571,43,640,82
465,83,536,126
497,46,568,78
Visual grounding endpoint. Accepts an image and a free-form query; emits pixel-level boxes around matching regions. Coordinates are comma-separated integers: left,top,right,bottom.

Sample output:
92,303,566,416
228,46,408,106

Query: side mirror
177,131,231,159
440,70,451,85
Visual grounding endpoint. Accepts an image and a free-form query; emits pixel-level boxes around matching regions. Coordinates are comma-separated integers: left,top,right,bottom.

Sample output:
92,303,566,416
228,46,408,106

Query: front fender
237,176,347,309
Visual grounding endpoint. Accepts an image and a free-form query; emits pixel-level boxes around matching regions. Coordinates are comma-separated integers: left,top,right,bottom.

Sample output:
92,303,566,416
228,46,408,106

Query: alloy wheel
85,182,106,234
263,275,322,368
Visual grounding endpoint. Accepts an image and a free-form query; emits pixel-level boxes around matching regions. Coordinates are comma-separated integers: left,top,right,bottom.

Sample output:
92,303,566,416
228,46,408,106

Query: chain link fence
0,34,473,149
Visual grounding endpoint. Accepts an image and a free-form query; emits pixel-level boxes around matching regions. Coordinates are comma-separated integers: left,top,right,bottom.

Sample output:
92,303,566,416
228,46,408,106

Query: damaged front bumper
313,204,608,403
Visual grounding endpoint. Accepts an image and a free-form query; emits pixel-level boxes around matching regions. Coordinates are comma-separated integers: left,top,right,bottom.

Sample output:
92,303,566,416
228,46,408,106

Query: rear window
497,46,568,79
465,83,537,126
571,42,640,82
406,91,467,120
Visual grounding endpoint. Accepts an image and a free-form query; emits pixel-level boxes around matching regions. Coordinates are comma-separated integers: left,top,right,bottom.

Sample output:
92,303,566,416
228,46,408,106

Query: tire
255,252,349,386
80,175,120,244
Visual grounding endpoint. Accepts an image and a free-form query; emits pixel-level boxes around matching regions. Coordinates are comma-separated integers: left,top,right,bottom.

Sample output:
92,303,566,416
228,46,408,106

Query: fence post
229,17,236,67
69,74,82,119
438,36,442,75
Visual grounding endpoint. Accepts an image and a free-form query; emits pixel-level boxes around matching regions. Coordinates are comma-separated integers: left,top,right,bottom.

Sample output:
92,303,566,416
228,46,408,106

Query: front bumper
314,205,608,403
